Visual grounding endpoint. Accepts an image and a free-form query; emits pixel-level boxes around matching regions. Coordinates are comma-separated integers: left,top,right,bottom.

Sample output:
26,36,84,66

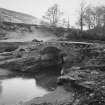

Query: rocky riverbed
0,41,105,105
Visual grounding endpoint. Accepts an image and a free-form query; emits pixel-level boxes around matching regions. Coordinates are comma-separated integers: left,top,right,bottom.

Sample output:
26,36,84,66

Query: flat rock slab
23,86,74,105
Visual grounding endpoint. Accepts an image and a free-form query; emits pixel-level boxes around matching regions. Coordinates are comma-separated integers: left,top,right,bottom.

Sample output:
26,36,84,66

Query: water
0,73,51,105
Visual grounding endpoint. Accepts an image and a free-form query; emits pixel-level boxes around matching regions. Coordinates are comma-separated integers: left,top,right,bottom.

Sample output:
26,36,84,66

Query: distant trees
83,6,105,29
77,2,105,30
95,6,105,27
43,4,63,27
83,6,94,29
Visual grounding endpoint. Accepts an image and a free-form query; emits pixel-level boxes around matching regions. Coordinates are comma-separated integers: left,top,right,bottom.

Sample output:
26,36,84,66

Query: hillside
0,8,58,42
0,8,44,25
0,22,58,42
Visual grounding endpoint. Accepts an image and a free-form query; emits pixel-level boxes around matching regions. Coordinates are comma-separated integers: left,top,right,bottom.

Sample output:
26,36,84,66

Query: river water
0,70,57,105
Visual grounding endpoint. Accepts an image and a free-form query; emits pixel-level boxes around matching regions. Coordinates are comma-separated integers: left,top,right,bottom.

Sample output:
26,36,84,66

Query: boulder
40,46,64,62
39,46,65,74
58,67,105,105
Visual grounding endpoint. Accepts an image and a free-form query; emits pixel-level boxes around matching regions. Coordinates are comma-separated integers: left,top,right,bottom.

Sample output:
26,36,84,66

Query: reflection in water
0,67,59,105
35,74,58,91
0,77,49,105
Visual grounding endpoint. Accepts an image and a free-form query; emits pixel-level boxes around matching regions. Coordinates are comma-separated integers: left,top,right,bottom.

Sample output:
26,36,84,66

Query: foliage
84,5,105,29
61,27,105,42
77,3,105,30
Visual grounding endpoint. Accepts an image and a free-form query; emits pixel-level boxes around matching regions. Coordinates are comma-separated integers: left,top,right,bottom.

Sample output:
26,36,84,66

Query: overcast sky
0,0,105,26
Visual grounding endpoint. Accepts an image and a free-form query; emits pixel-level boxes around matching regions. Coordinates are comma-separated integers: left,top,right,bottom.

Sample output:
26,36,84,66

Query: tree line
42,2,105,31
78,2,105,31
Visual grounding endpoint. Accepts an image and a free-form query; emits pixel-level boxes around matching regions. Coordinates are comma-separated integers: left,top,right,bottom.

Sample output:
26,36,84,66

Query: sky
0,0,105,26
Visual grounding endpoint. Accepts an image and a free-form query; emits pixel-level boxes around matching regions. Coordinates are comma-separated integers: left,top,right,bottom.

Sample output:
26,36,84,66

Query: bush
65,27,105,42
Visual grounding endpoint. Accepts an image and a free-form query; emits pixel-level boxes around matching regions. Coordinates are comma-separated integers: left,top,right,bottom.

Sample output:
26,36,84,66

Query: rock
39,46,65,74
59,68,105,89
40,46,61,55
0,57,40,71
0,46,64,74
40,46,64,62
56,44,105,105
23,86,74,105
20,42,105,105
58,67,105,105
32,39,41,42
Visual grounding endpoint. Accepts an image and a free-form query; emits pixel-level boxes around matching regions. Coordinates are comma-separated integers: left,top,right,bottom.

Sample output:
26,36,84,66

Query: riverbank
0,41,105,105
21,41,105,105
0,41,93,73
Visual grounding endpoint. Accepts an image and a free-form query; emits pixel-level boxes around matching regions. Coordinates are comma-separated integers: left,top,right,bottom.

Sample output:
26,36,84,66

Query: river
0,69,58,105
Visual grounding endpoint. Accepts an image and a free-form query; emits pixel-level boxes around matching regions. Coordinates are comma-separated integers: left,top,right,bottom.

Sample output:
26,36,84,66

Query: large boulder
40,46,63,61
39,46,65,74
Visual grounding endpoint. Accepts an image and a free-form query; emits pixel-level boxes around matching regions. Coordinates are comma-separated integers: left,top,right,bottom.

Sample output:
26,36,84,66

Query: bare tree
43,4,63,27
77,1,86,32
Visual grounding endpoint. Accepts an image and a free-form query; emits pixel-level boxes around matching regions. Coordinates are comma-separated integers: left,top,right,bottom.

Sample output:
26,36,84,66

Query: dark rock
40,46,61,55
0,46,64,74
21,42,105,105
39,46,65,73
32,39,41,42
58,67,105,105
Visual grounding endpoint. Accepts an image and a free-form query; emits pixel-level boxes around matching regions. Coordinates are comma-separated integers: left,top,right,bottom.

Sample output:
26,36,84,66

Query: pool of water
0,74,50,105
